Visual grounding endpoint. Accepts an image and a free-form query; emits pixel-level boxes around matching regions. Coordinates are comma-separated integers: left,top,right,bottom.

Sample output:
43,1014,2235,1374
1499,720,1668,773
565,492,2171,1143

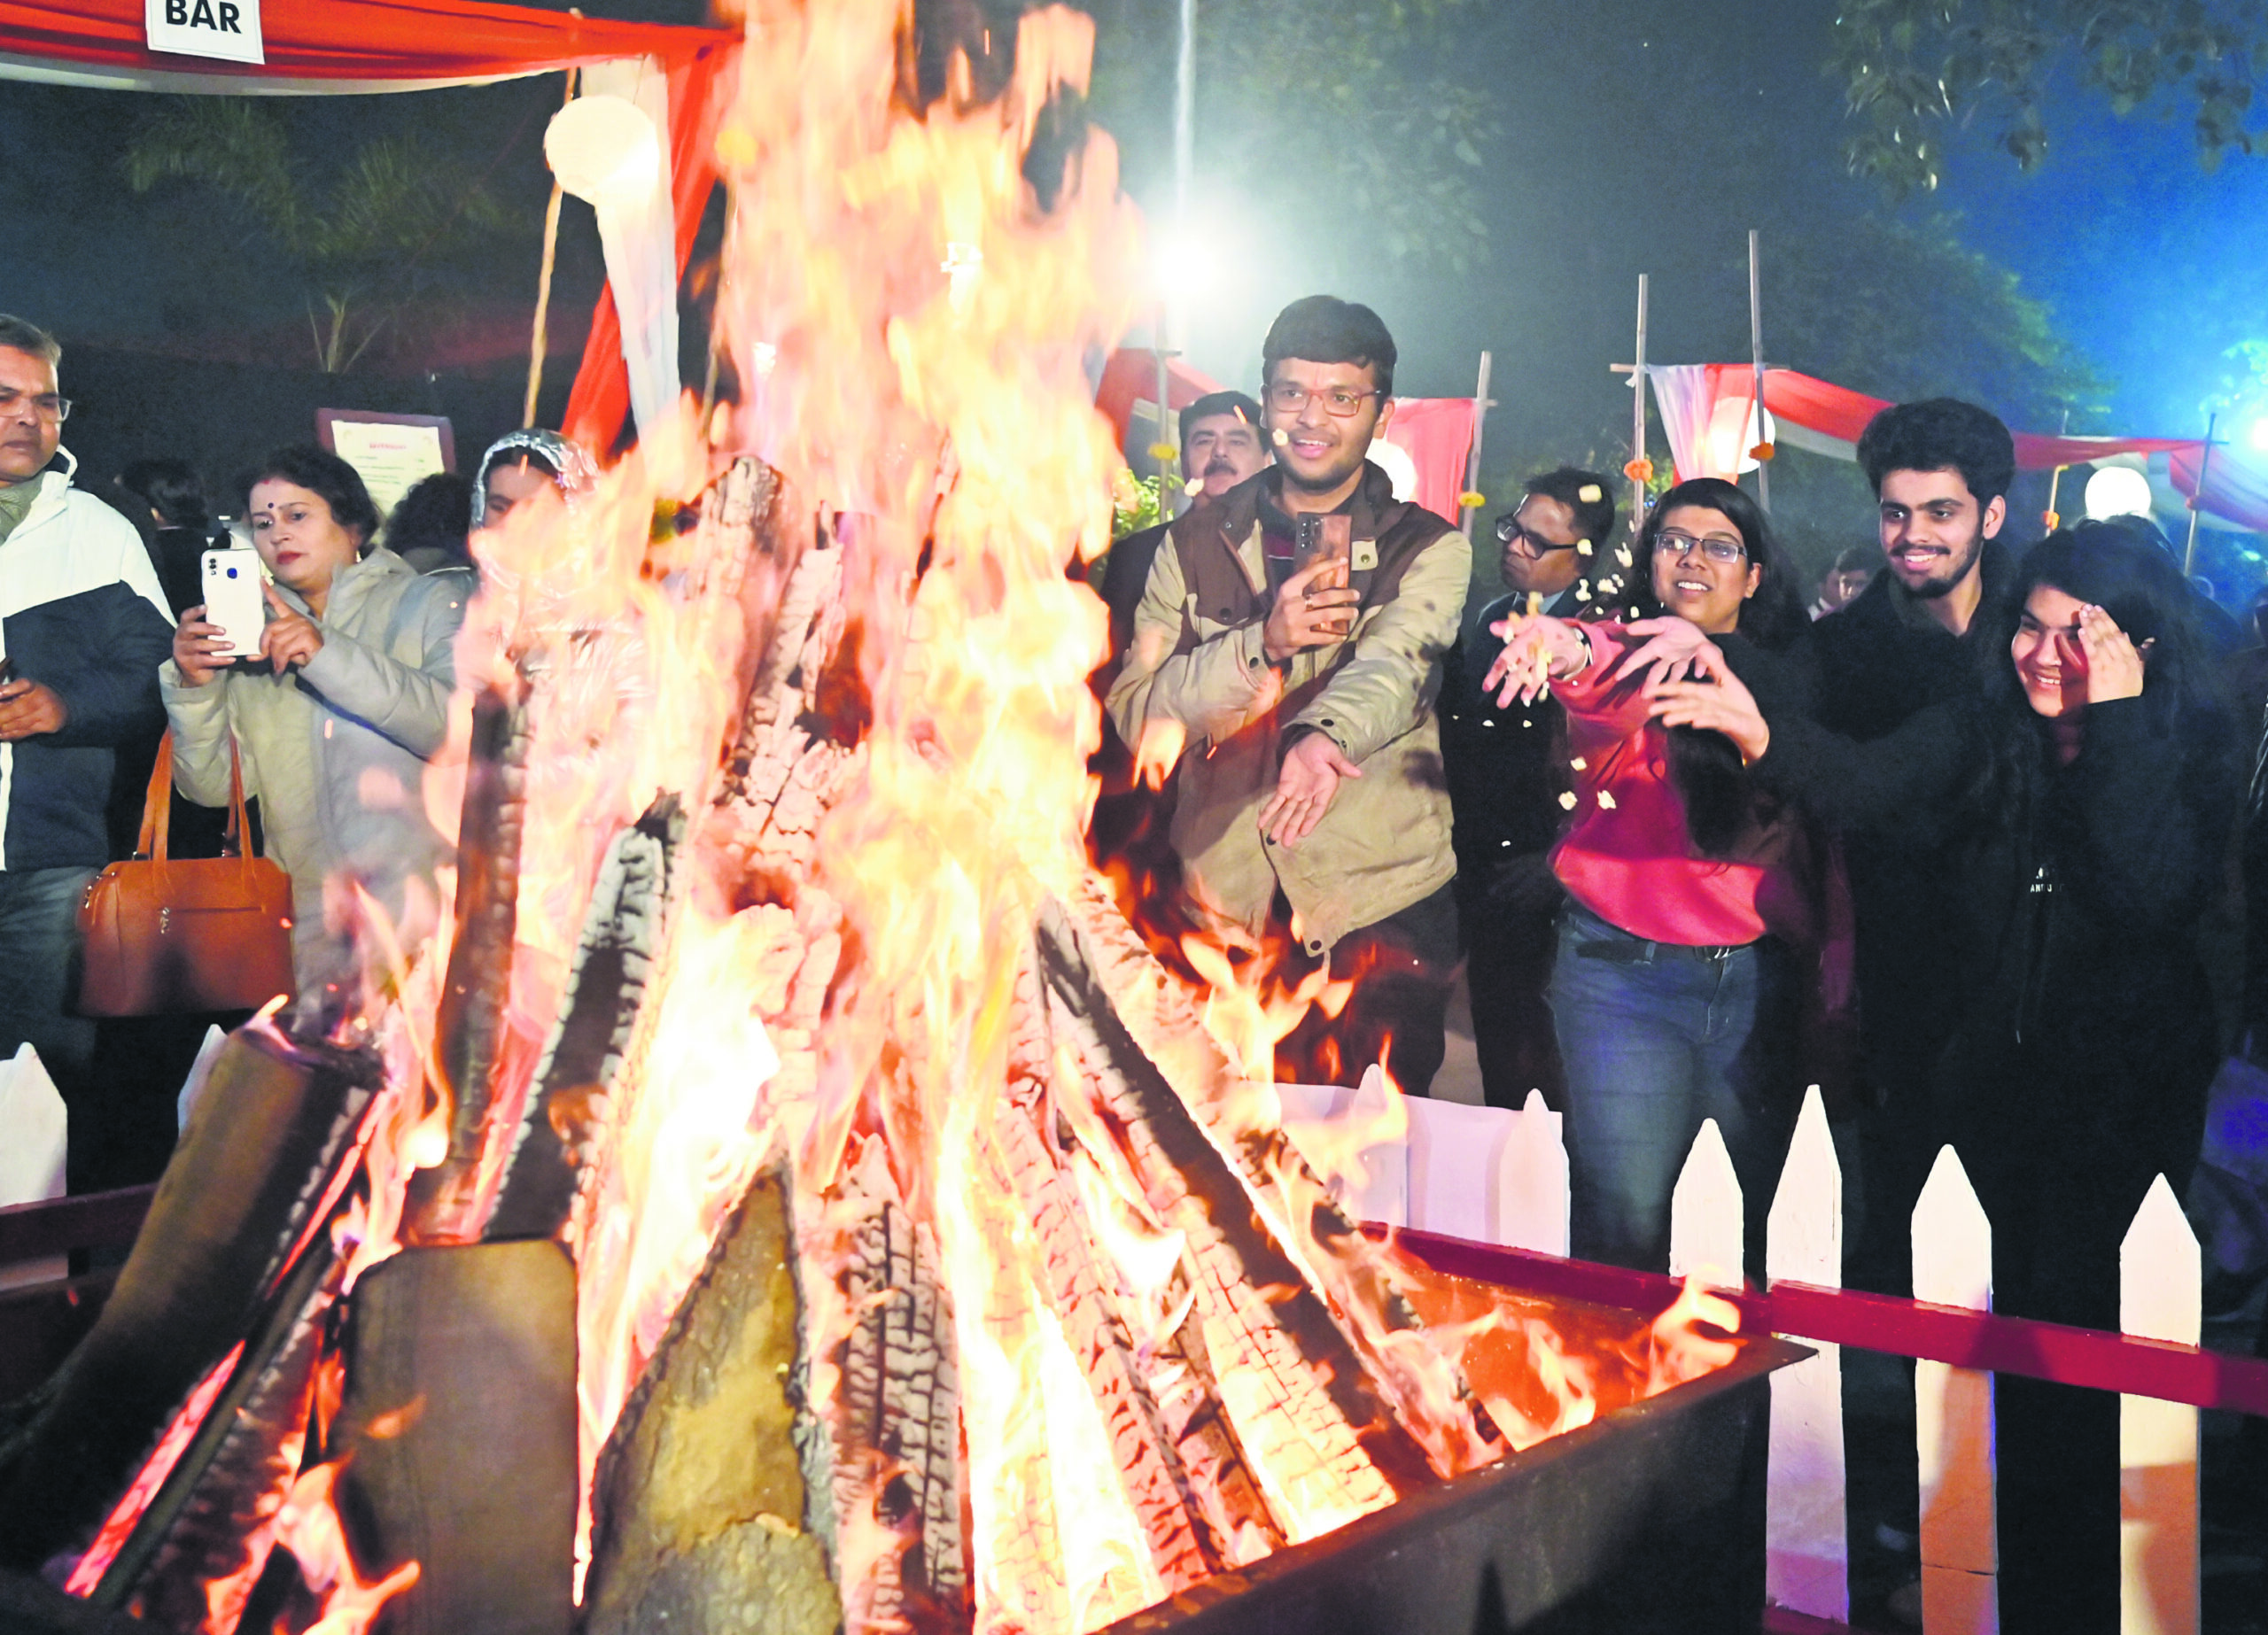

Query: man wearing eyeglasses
1440,469,1616,1110
1107,296,1470,1094
0,316,175,1185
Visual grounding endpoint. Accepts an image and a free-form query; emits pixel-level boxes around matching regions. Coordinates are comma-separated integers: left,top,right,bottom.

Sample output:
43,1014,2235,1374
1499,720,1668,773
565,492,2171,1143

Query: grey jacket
160,548,470,997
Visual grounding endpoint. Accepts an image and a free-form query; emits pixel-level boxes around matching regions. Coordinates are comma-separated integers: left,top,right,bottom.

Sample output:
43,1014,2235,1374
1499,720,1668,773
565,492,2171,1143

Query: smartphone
200,549,267,659
1293,514,1355,637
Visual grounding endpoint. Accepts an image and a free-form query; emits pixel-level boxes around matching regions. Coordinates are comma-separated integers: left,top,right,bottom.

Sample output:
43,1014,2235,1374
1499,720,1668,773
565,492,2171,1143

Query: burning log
330,1241,578,1635
0,1027,378,1569
583,1162,840,1635
408,673,537,1242
488,797,686,1242
804,1138,967,1631
92,1228,342,1624
994,954,1270,1586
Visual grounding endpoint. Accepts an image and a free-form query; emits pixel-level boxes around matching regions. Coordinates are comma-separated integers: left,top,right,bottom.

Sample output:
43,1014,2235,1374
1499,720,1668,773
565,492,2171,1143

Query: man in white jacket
0,316,175,1158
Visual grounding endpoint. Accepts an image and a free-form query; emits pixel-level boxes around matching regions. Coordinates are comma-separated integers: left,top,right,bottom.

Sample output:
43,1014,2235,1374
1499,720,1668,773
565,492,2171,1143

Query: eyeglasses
1264,382,1379,419
1658,531,1746,566
0,390,69,422
1494,514,1580,553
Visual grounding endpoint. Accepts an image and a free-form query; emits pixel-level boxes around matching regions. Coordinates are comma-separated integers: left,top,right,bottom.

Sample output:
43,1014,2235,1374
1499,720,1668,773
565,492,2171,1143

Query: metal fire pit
1105,1325,1807,1635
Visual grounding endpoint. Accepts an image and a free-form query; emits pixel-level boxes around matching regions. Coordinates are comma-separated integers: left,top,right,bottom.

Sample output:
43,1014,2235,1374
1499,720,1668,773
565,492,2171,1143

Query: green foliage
1762,211,2102,428
122,97,523,373
1833,0,2268,195
1086,0,1498,274
1111,472,1165,539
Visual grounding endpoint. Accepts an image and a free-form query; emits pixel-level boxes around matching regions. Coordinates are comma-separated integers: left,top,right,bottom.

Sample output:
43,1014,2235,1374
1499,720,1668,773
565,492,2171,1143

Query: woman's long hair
1614,477,1807,855
1976,519,2233,813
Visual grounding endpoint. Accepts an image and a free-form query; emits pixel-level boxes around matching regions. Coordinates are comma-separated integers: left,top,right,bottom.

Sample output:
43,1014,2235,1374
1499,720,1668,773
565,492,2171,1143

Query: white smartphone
200,549,268,659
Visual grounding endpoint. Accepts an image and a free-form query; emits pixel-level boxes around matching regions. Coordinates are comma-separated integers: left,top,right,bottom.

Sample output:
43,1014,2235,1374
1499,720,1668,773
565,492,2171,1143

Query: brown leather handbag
78,732,296,1016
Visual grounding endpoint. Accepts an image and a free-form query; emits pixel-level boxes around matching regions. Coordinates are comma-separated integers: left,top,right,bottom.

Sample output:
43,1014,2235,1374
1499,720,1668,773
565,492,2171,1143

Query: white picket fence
1277,1073,2211,1635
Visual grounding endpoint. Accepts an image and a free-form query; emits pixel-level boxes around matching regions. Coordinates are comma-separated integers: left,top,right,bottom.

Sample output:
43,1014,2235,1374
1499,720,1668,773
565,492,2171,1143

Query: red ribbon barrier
1394,1228,2268,1420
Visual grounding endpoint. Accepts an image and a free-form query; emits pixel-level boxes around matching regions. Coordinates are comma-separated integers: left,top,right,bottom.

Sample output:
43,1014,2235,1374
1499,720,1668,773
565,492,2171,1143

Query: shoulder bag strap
139,734,174,863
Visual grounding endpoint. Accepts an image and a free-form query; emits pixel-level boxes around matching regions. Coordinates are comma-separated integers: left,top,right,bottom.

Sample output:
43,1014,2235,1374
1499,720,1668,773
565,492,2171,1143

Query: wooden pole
1629,274,1650,532
523,67,579,430
2183,414,2216,578
1460,349,1493,540
2044,410,2071,530
1749,229,1768,510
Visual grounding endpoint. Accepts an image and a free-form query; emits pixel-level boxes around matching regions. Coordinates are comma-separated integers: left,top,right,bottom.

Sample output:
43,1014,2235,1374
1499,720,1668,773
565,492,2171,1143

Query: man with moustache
1099,390,1268,663
0,317,174,1186
1440,469,1617,1110
1107,296,1468,1093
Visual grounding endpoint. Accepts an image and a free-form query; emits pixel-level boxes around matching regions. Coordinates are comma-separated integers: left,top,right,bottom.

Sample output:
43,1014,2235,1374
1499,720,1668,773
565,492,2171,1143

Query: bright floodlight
2249,417,2268,453
2084,465,2155,521
1153,230,1213,300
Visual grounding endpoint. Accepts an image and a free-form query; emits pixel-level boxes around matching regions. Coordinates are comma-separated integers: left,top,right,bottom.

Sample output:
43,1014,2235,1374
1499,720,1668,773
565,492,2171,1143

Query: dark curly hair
1856,399,2016,509
241,445,383,550
1261,296,1397,399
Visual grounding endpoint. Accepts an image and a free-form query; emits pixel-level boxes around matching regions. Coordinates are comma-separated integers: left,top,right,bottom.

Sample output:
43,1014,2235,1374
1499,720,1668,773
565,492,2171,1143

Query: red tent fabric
1092,347,1227,445
2171,446,2268,537
560,40,741,457
1375,396,1476,524
0,0,730,89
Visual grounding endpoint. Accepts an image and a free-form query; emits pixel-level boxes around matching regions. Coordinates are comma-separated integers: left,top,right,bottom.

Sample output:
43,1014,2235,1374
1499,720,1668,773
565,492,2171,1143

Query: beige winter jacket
160,548,469,1000
1106,463,1468,954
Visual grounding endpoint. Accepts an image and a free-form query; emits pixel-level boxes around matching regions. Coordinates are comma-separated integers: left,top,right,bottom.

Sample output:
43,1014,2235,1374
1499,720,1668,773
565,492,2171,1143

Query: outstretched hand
1643,639,1771,764
1481,614,1589,707
1258,731,1363,849
1609,616,1713,688
257,580,324,677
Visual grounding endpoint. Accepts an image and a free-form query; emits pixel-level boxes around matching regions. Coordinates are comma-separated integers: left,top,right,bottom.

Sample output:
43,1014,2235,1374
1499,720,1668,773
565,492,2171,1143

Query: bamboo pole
1629,275,1650,531
523,67,579,430
1749,229,1768,510
1460,349,1493,540
2044,411,2071,530
2183,414,2216,578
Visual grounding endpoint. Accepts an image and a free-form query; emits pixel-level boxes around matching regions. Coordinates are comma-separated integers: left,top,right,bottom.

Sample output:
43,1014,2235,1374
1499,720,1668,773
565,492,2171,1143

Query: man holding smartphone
0,316,174,1182
1107,296,1468,1093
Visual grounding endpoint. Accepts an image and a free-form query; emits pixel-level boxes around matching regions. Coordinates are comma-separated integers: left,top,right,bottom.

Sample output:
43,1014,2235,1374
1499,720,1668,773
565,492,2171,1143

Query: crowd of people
5,285,2264,1625
1092,294,2268,1632
0,314,602,1185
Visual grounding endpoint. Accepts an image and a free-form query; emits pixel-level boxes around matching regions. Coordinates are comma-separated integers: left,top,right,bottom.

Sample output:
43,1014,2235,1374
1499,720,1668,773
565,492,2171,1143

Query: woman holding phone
163,445,470,1016
1484,476,1814,1274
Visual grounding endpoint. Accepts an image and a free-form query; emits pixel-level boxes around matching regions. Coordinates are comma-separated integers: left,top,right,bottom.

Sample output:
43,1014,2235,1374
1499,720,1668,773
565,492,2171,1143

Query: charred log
807,1138,966,1631
1030,904,1441,1521
584,1163,839,1635
487,798,686,1241
330,1242,579,1635
0,1029,378,1569
98,1227,340,1622
407,678,536,1241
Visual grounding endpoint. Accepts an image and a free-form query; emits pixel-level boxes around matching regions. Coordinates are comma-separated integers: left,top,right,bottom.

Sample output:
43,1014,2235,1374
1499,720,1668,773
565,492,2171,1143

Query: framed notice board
315,409,455,519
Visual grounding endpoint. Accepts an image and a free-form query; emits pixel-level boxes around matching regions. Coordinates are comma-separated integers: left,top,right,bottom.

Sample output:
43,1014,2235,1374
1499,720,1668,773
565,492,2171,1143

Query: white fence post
0,1044,66,1291
1766,1086,1847,1621
1669,1118,1742,1288
1495,1089,1569,1255
2119,1174,2200,1635
1914,1145,1998,1634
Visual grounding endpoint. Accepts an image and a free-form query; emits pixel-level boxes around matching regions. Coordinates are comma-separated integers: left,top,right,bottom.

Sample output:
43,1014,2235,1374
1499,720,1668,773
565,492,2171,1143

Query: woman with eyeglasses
1647,521,2239,1630
1483,476,1813,1273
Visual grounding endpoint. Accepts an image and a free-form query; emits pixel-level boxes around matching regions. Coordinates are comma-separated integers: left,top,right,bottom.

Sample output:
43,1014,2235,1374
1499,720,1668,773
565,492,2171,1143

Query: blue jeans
0,861,97,1095
1550,900,1794,1273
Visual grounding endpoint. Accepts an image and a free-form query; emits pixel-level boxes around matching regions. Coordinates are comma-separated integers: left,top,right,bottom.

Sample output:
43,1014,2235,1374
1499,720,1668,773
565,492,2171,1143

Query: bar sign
146,0,264,65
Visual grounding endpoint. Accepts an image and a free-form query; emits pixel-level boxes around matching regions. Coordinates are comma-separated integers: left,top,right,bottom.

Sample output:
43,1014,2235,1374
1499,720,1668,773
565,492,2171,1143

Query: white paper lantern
2083,465,2155,522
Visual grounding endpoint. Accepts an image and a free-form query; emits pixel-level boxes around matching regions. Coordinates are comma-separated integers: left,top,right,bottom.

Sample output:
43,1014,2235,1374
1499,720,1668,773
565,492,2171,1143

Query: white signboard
145,0,265,66
318,413,454,521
